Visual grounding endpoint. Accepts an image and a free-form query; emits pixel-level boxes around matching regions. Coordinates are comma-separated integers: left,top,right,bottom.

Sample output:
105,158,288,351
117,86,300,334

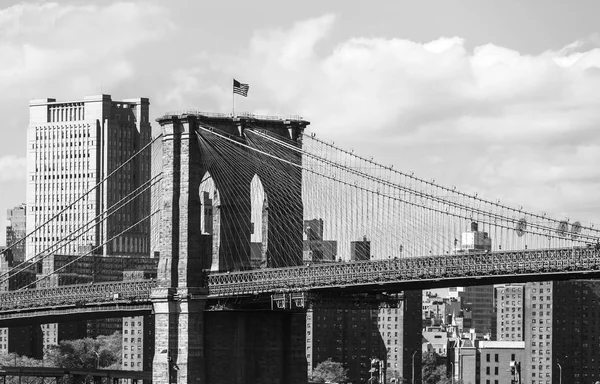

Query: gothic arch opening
199,171,220,271
250,174,267,268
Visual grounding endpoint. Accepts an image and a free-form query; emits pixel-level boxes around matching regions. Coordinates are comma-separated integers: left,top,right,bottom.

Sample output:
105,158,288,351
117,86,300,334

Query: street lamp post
450,362,454,384
557,362,562,384
412,351,418,384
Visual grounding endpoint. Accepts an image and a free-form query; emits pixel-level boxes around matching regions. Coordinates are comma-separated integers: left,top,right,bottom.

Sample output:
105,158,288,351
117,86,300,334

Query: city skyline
3,1,600,244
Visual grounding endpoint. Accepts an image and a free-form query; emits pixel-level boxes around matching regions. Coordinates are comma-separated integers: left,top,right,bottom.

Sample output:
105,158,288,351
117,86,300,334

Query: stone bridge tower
152,112,309,384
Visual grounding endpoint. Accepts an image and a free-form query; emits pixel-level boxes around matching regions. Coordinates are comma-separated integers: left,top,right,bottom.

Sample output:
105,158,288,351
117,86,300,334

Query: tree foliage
0,353,44,367
45,332,122,369
422,352,451,384
310,358,349,383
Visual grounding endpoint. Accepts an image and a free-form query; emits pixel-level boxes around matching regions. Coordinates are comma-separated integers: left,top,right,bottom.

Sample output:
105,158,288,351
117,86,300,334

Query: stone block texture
152,113,309,384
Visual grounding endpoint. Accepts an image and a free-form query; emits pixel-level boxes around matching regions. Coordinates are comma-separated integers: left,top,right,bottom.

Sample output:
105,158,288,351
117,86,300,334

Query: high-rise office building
6,204,26,262
27,95,152,354
26,95,151,260
524,280,600,384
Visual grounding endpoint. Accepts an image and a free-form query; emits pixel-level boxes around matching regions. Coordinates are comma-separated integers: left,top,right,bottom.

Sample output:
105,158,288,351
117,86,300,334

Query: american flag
233,79,249,97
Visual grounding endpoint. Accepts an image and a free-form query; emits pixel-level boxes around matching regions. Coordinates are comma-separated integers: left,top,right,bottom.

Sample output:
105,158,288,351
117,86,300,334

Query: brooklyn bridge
1,111,599,384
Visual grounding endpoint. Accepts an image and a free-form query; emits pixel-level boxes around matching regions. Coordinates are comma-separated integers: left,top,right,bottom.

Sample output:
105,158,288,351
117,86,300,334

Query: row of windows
33,141,93,148
531,296,551,301
531,311,551,316
47,105,85,122
531,304,551,309
531,342,551,347
122,362,143,367
34,170,91,180
530,350,551,355
123,346,143,351
484,366,499,375
124,321,143,327
532,319,550,324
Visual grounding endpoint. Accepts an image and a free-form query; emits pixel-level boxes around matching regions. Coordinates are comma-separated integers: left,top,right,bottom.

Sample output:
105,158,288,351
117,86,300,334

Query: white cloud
172,15,600,224
0,2,173,92
0,1,175,244
0,155,26,182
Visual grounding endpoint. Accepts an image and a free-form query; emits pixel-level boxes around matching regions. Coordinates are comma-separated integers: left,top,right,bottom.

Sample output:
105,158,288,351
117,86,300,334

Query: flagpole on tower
232,78,250,118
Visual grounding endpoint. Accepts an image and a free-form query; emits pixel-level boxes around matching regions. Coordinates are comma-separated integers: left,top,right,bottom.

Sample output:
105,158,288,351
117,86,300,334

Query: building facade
37,254,157,352
26,95,151,260
448,339,524,384
523,280,600,384
6,204,26,262
306,291,422,384
496,283,525,341
451,223,495,339
303,219,337,263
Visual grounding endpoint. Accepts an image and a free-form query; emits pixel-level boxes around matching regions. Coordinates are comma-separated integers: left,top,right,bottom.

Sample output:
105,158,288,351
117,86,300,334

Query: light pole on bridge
557,362,561,384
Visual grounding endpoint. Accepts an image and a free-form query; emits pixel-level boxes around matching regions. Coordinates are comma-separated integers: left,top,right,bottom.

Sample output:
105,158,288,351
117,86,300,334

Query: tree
386,369,405,383
0,353,43,367
422,352,451,384
310,358,349,383
45,331,122,369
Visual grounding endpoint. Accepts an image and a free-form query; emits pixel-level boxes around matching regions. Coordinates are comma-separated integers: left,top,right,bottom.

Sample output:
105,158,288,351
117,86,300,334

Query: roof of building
478,341,525,349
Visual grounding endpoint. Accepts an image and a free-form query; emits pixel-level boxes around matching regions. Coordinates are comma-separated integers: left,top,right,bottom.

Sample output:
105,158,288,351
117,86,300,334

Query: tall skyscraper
524,280,600,384
6,204,26,262
26,95,151,259
27,95,152,353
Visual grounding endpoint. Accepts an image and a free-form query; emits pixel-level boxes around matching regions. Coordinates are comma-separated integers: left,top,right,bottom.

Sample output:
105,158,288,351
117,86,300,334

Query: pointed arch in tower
199,171,221,271
250,174,268,268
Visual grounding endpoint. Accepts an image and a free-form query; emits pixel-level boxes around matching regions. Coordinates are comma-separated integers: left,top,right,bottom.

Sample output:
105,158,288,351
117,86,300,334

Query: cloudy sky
2,0,600,245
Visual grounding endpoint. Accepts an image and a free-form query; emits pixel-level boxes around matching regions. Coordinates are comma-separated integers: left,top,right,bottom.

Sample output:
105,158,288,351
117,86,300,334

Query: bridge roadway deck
0,247,598,323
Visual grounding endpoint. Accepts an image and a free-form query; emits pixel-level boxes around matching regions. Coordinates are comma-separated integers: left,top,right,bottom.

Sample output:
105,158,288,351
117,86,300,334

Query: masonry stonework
153,113,309,384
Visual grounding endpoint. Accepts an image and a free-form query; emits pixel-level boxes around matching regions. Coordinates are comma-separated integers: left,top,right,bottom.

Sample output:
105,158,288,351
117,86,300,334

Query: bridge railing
206,247,600,297
1,247,599,312
0,280,157,311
